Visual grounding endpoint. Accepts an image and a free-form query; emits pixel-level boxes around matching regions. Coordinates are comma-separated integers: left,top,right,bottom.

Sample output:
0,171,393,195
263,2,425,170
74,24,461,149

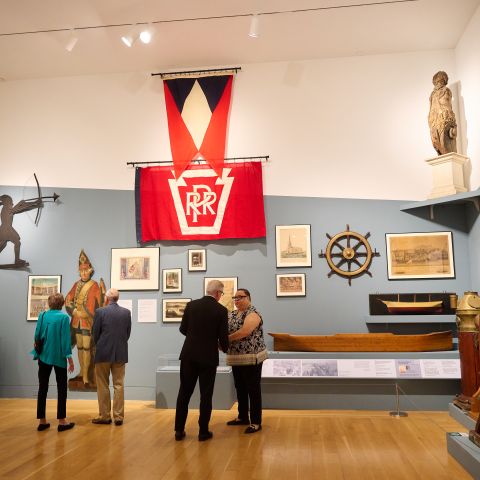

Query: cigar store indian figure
65,250,105,390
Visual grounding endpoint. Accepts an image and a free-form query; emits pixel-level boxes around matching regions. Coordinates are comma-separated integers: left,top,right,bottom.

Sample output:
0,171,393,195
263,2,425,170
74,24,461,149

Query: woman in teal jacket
31,293,75,432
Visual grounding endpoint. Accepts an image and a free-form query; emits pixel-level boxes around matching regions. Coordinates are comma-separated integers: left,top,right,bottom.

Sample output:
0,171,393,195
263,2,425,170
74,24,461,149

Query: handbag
34,312,46,355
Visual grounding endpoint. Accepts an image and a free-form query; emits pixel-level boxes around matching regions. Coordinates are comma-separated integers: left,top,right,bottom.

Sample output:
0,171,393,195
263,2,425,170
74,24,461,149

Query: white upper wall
456,4,480,190
0,49,462,200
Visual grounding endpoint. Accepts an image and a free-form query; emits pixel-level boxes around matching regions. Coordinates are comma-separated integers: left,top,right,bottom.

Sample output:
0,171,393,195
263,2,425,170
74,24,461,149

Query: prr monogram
186,185,217,222
168,168,234,235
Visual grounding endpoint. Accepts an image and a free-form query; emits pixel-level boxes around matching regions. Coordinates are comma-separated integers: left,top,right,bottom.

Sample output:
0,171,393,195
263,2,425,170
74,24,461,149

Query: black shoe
114,420,123,426
175,430,186,441
226,418,250,426
244,424,262,434
58,422,75,432
198,431,213,442
92,418,112,424
37,423,50,431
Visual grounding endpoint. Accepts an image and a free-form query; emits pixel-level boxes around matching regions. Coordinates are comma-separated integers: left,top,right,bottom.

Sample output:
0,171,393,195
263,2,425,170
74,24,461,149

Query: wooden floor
0,399,473,480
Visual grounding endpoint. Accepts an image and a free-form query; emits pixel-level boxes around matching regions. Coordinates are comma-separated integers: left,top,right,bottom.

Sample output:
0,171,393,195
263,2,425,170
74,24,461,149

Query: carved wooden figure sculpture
428,71,458,155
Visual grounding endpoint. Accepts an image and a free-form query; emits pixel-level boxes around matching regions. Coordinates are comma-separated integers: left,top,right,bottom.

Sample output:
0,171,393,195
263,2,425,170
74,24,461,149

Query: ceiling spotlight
65,29,78,52
249,14,260,38
121,27,138,47
139,25,153,44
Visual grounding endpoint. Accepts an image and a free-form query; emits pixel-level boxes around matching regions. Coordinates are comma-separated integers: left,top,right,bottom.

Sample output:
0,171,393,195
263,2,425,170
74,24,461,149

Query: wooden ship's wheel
319,225,380,285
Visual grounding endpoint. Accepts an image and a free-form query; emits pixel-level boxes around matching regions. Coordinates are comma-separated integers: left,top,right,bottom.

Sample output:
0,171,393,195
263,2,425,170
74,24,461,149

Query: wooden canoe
380,300,443,314
268,331,453,352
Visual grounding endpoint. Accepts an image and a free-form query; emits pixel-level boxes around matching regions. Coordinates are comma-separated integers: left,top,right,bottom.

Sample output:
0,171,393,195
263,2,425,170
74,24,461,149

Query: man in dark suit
91,288,131,426
174,279,229,442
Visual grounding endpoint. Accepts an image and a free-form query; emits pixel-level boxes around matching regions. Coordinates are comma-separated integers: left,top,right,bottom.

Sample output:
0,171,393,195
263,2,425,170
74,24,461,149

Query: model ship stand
425,152,468,199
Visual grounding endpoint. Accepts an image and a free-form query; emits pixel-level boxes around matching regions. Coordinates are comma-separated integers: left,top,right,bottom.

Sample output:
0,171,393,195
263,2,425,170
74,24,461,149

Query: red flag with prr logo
135,162,266,241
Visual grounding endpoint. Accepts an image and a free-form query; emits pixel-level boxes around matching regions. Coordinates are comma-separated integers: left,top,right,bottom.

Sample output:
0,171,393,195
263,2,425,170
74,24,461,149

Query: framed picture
110,247,160,291
162,298,191,323
162,268,182,293
27,275,62,321
276,273,306,297
385,232,455,280
188,249,207,271
204,276,238,312
275,225,312,268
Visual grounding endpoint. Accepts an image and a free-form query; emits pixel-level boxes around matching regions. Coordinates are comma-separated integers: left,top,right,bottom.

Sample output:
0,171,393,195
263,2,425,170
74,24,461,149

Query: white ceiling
0,0,479,81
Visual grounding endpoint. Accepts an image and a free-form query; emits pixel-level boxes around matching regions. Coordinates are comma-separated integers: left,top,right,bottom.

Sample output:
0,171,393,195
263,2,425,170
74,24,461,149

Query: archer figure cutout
0,175,59,269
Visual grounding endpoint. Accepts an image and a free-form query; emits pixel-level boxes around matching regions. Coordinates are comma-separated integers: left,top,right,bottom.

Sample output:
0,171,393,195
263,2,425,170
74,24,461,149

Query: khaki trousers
95,362,126,421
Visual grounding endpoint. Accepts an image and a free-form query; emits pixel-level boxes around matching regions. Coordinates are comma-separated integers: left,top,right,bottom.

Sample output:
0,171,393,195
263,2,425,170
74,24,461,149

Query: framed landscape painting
188,249,207,271
385,232,455,280
27,275,62,321
276,273,306,297
162,268,182,293
162,298,191,323
204,276,238,312
275,225,312,268
110,247,160,291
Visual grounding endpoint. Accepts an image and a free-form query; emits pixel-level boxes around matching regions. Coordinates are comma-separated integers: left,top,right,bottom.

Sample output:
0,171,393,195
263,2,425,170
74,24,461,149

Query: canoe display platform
369,292,456,316
268,331,454,352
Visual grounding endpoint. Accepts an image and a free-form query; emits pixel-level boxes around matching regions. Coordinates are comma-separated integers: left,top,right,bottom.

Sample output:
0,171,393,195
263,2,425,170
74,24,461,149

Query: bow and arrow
0,173,59,269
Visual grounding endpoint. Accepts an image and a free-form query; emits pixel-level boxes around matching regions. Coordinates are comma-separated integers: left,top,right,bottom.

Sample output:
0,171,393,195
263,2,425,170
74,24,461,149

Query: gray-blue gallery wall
468,213,480,289
0,184,474,401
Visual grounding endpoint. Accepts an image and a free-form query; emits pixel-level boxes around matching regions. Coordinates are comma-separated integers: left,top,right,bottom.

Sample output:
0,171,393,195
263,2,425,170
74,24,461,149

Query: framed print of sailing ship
275,225,312,268
385,232,455,280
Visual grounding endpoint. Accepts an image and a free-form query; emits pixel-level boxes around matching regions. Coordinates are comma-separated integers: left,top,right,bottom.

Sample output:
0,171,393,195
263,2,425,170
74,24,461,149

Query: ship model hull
380,300,443,314
269,331,453,352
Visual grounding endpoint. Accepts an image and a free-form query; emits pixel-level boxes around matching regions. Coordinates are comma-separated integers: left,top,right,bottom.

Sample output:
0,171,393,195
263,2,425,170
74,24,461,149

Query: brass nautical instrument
453,292,480,418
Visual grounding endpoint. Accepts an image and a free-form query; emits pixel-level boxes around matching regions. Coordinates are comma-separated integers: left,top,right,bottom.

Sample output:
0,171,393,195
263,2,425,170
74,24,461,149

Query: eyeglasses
218,291,224,296
232,295,248,300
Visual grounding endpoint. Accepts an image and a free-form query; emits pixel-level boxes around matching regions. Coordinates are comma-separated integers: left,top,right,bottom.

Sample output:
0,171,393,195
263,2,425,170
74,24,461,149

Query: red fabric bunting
163,76,233,179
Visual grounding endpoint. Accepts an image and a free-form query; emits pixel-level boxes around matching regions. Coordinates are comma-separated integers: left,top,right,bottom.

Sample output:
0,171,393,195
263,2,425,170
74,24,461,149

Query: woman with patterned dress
226,288,268,434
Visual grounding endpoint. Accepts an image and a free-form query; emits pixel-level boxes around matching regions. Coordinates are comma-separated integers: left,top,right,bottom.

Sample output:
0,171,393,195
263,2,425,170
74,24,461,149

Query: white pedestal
425,153,468,199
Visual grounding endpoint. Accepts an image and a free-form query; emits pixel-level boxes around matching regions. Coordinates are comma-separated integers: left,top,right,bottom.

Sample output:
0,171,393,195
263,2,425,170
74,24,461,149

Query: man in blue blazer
174,279,229,441
91,288,131,426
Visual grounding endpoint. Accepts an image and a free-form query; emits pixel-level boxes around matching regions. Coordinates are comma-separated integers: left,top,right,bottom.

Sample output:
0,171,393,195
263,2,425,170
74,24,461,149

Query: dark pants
232,363,263,425
36,360,68,420
174,360,217,434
